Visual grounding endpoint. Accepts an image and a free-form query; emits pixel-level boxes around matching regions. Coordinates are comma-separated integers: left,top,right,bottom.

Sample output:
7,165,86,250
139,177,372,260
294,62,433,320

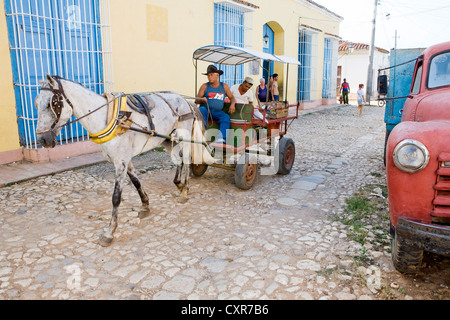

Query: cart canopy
193,45,300,66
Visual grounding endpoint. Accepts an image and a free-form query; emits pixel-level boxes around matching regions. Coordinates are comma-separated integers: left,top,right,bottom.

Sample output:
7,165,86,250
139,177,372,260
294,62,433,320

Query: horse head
35,74,75,148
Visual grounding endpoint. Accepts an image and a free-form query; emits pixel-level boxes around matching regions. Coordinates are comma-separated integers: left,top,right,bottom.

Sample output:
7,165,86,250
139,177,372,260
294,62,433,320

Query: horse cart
191,45,301,189
34,46,300,245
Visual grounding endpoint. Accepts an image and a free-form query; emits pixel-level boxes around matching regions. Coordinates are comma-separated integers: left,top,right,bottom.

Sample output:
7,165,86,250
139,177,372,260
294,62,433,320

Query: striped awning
193,45,301,66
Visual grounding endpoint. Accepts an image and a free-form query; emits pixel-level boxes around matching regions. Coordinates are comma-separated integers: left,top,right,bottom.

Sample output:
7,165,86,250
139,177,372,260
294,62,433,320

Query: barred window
5,0,113,148
298,29,318,102
214,0,254,86
322,37,338,99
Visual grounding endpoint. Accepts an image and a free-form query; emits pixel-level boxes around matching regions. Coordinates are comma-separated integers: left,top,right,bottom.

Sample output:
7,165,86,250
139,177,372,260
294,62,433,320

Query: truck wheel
391,228,423,274
277,137,295,175
190,164,208,177
235,154,257,190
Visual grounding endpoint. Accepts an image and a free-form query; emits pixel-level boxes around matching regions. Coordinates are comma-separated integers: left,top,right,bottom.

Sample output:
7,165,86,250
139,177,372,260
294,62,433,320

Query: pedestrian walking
340,78,350,104
354,84,366,117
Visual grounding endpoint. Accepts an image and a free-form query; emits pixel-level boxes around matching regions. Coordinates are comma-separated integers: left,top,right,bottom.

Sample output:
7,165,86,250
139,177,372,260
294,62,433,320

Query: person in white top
230,77,254,105
230,77,268,123
354,84,366,117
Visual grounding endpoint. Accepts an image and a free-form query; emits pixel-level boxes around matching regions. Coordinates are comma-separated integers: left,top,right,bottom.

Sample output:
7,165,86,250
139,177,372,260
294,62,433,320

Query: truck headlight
393,139,430,173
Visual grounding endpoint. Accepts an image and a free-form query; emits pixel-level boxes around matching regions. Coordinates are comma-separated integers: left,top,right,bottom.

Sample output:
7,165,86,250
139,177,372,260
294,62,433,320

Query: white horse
35,75,212,246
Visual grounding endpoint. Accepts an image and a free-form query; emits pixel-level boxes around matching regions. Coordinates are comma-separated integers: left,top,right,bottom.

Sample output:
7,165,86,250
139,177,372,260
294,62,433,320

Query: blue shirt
257,85,268,102
201,82,226,111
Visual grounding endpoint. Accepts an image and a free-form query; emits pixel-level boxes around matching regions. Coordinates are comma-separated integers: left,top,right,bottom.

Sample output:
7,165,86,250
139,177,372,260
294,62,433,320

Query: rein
37,79,201,145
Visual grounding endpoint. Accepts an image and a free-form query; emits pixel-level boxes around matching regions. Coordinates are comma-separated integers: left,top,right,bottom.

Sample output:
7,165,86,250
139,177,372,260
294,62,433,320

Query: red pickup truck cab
386,41,450,273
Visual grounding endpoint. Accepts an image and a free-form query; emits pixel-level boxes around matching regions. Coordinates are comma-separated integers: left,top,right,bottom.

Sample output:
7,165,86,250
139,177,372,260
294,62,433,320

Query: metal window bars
298,29,318,102
5,0,113,149
214,0,254,86
322,37,338,99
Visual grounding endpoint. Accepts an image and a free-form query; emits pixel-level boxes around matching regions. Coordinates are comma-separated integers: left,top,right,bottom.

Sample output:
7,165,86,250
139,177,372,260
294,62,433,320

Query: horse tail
188,101,217,165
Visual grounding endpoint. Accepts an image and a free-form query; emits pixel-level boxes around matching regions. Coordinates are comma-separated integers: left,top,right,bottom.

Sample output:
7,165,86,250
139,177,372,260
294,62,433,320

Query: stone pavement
0,104,337,188
0,152,105,188
1,104,448,301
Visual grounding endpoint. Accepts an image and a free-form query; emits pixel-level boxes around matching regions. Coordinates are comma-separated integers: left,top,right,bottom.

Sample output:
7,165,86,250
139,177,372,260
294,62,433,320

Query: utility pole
366,0,379,104
394,29,399,50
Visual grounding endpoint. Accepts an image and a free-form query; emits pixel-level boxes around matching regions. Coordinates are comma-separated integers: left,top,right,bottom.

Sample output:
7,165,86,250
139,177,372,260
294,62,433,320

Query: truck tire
277,137,295,175
391,228,423,274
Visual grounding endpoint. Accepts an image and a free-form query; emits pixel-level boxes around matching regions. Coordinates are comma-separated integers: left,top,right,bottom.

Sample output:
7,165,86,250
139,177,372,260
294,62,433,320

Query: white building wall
338,49,389,100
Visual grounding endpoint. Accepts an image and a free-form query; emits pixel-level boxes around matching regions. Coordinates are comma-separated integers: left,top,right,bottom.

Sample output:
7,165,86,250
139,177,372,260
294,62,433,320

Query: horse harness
40,77,75,129
39,78,197,144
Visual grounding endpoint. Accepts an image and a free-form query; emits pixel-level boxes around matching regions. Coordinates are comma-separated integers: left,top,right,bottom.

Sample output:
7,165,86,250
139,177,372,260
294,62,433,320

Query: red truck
386,41,450,273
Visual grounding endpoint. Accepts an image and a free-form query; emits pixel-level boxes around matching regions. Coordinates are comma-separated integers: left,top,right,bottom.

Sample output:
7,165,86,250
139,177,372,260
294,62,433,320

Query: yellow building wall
0,0,21,154
109,0,341,102
252,0,341,103
0,0,340,160
109,0,214,97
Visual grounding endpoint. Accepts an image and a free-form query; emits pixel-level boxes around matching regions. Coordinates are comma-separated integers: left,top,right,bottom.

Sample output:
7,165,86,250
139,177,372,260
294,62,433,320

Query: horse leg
173,165,183,190
173,152,190,203
180,163,190,201
99,160,128,247
172,124,193,203
127,162,151,219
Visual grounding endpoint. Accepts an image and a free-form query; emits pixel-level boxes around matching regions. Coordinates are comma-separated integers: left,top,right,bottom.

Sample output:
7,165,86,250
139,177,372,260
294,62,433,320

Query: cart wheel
190,164,208,177
378,99,386,107
391,227,423,274
277,137,295,175
235,154,257,190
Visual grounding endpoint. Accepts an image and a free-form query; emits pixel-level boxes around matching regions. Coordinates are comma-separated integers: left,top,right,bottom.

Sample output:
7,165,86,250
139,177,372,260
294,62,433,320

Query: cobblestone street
0,104,449,300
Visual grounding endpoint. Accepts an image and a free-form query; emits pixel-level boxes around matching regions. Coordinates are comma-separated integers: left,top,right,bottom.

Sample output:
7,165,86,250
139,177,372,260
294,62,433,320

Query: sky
315,0,450,50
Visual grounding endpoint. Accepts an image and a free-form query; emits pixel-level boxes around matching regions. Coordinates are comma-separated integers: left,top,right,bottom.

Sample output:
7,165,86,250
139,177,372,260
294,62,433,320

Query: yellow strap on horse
89,95,128,144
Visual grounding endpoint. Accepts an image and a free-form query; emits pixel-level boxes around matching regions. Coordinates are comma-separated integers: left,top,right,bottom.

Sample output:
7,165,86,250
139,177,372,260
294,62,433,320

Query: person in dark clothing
340,78,350,104
256,78,268,105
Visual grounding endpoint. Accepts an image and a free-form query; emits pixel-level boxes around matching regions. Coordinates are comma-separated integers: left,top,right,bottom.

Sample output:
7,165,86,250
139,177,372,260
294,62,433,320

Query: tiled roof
339,41,389,54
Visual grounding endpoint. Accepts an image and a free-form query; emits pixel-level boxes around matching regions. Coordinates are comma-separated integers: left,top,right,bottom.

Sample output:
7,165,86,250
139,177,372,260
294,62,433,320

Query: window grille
214,0,253,86
297,28,318,102
322,37,338,99
5,0,113,149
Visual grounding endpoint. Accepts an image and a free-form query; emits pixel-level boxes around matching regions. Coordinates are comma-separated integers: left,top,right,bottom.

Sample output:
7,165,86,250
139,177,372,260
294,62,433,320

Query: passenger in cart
231,77,268,123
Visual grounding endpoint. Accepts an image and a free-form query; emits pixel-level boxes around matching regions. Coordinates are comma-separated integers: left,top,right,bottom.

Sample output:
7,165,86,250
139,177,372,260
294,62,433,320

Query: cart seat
205,103,260,148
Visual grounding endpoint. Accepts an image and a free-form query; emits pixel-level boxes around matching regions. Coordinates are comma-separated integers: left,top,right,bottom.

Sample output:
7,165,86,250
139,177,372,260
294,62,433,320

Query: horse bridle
39,77,75,130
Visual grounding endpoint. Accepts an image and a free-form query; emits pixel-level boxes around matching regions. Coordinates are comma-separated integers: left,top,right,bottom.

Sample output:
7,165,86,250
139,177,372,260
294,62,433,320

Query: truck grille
432,153,450,223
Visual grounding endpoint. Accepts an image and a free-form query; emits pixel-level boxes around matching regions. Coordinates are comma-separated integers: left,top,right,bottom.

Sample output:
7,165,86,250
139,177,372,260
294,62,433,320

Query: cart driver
196,65,236,144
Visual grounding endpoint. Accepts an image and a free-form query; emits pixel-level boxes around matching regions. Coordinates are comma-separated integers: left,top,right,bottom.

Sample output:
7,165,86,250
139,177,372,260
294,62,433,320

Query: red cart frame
191,45,301,189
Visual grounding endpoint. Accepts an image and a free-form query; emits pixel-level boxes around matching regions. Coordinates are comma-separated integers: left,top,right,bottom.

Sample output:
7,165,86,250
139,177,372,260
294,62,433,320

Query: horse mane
50,75,86,88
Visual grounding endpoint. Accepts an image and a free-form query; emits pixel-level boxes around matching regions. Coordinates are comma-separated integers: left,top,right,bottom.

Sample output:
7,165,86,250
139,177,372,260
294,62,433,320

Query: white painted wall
338,49,389,100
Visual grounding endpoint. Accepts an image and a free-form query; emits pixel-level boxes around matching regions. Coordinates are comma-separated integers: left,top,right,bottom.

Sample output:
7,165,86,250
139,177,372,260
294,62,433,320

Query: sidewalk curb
0,152,106,187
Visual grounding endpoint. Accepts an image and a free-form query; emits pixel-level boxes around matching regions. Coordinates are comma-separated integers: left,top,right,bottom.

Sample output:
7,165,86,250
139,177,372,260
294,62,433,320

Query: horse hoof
178,196,189,204
99,235,114,247
139,208,151,219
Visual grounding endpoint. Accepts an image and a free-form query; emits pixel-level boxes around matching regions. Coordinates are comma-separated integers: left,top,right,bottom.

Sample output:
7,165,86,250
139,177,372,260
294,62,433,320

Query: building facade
338,40,390,101
0,0,342,165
